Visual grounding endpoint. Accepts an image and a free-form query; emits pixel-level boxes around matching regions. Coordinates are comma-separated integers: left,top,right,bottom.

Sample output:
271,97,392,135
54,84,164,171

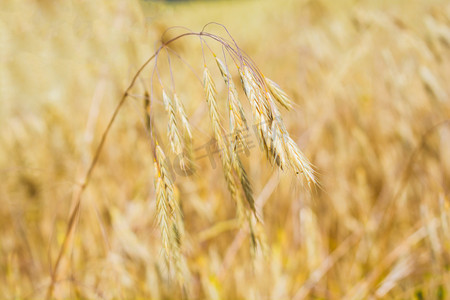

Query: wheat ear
240,66,284,168
239,65,315,184
154,145,176,257
162,90,192,171
154,144,189,283
173,92,192,139
265,77,294,110
213,57,256,211
203,67,240,202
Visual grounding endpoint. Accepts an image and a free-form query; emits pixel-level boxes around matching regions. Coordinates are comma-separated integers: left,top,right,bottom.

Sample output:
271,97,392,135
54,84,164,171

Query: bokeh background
1,0,450,299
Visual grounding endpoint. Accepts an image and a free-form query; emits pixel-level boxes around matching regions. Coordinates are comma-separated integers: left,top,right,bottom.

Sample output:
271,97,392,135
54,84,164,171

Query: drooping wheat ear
239,65,316,184
173,92,194,171
266,92,289,170
154,145,175,258
214,57,255,211
203,67,240,203
162,90,192,171
265,77,294,110
173,93,192,138
154,145,188,281
170,191,190,285
215,56,248,143
204,65,258,252
232,151,255,213
285,135,316,185
268,94,316,185
239,65,280,167
270,115,289,170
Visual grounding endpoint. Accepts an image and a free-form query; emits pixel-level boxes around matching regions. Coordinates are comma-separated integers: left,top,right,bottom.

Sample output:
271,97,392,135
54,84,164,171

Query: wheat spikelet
239,65,315,184
239,67,266,146
154,144,189,284
268,93,315,184
173,93,194,172
266,92,290,170
154,145,175,259
173,92,192,139
265,77,293,110
170,193,190,286
270,119,288,170
215,56,249,152
162,90,192,171
285,136,316,185
203,67,223,140
239,66,282,167
204,67,259,227
267,91,316,184
231,151,255,212
240,66,271,119
215,55,231,84
163,90,184,156
203,67,239,201
203,66,259,221
215,57,247,122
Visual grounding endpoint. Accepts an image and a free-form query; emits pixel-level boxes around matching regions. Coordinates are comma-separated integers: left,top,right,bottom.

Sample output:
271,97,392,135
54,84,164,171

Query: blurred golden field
1,0,450,299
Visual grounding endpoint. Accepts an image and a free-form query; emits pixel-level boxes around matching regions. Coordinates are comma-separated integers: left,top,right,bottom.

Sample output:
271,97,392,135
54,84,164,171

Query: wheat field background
1,0,450,299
